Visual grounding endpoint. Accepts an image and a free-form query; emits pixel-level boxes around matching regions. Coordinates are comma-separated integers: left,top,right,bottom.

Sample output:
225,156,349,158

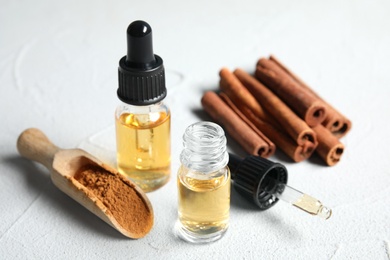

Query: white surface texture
1,0,390,259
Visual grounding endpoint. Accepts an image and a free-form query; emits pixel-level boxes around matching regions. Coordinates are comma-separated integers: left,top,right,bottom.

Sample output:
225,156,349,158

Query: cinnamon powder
74,164,153,236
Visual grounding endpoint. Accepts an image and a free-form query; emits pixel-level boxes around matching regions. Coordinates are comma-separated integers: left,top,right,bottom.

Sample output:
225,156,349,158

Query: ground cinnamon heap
74,165,152,236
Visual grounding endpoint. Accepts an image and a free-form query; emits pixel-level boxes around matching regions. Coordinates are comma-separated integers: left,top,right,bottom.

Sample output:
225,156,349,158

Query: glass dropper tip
318,205,332,220
271,182,333,220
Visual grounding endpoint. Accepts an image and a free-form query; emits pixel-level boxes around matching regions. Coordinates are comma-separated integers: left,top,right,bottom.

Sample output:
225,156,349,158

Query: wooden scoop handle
17,128,60,170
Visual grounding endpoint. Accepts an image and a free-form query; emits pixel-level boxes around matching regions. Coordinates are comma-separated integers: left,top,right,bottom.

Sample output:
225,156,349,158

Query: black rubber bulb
126,20,156,69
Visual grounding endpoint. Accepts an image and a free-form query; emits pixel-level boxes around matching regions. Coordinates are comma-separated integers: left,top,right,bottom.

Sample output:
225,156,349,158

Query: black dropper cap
117,20,167,105
229,153,288,210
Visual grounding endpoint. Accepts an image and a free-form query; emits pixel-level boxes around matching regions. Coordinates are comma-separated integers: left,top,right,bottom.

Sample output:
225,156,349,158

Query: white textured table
1,0,390,259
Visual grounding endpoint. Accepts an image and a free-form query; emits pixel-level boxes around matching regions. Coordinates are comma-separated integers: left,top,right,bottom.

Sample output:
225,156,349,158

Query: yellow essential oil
116,110,170,192
293,194,332,219
178,166,230,236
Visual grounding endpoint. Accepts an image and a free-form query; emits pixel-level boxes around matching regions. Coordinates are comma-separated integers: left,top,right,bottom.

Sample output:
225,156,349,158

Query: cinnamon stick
232,68,317,148
201,91,273,158
219,68,265,118
255,58,327,127
218,92,276,156
221,93,316,162
269,55,352,138
312,124,344,166
220,68,282,130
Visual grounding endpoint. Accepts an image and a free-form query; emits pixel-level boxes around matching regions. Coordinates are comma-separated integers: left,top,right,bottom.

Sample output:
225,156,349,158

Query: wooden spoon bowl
17,128,154,239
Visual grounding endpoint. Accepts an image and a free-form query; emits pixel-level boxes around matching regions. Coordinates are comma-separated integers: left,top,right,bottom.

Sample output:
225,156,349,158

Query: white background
1,0,389,259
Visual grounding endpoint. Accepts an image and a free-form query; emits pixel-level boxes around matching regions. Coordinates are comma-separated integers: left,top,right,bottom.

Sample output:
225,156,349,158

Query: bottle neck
180,122,228,173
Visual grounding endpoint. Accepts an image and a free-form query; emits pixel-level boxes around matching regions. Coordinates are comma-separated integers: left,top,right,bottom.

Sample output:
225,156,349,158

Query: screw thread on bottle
180,121,228,173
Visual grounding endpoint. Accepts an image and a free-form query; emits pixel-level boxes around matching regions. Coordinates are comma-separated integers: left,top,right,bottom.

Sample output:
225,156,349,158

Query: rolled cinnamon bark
221,93,316,162
256,58,327,127
219,68,265,118
232,68,317,148
312,124,344,166
220,68,281,129
201,91,273,158
218,92,276,156
269,55,352,138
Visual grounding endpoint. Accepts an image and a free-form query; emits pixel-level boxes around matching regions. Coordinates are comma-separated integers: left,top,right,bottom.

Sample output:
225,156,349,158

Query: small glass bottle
176,122,231,243
115,20,171,192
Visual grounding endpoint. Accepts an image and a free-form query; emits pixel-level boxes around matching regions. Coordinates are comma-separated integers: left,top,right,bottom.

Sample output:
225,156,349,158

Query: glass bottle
176,122,230,243
115,20,170,192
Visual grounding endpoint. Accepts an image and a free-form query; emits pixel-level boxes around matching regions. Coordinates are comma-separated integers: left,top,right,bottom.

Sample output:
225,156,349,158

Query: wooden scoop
17,128,154,239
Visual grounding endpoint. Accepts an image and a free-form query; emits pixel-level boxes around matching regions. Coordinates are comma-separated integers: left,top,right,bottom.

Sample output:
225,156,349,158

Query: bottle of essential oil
176,122,230,243
115,20,170,192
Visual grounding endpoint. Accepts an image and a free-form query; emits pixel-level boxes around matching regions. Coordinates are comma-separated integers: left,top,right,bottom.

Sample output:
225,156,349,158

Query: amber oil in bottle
116,20,170,192
115,103,170,192
176,122,230,243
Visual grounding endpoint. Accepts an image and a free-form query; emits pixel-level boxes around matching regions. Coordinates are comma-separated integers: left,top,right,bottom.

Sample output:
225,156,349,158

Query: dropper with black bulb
228,153,332,219
115,20,171,193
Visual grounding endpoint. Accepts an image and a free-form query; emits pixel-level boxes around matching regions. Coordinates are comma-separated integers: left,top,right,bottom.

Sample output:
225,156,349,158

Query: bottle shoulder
116,102,170,128
116,101,170,115
116,101,169,114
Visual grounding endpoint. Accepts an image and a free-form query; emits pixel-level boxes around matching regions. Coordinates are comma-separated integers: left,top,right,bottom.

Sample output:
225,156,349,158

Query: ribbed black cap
229,153,288,210
117,20,167,105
